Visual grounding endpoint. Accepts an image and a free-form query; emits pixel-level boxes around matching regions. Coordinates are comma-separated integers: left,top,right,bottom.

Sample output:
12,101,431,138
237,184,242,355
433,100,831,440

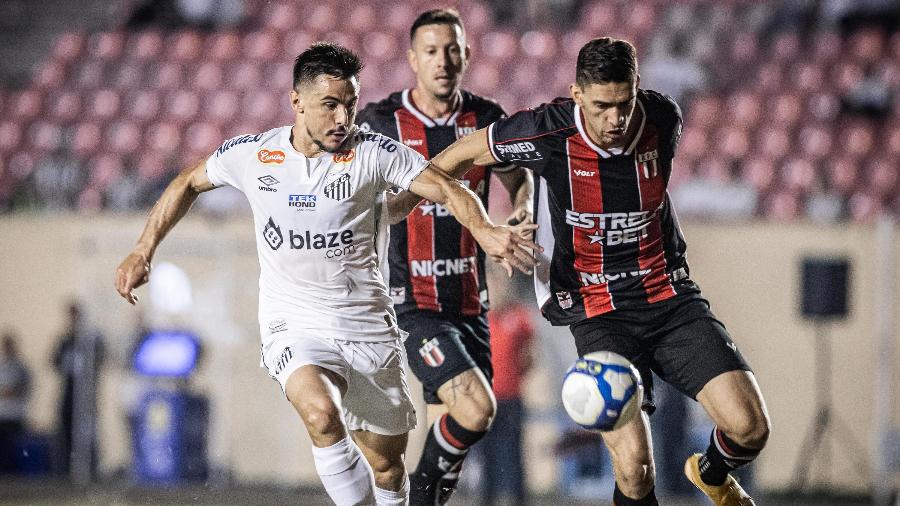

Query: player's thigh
650,317,750,401
401,312,482,405
600,409,655,475
352,429,408,473
569,318,657,414
697,370,770,441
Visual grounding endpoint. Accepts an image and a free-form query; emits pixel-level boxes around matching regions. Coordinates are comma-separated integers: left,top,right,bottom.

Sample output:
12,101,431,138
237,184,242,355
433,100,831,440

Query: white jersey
205,125,428,342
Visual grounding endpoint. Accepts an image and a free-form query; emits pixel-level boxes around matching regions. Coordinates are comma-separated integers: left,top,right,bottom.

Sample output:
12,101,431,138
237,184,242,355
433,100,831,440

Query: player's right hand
115,252,151,305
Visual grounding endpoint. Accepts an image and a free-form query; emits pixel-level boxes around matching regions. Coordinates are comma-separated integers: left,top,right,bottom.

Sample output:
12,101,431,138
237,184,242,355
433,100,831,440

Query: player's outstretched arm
114,160,216,305
407,164,541,276
386,128,498,224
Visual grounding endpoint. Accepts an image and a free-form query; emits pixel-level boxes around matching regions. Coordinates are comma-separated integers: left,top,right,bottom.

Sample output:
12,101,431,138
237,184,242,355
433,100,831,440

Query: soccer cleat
684,453,755,506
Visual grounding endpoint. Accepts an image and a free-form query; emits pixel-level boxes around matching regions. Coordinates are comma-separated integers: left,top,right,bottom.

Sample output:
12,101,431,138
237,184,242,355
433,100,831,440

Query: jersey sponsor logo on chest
565,209,655,246
404,138,424,147
258,149,285,164
410,257,477,277
332,149,355,163
288,194,316,211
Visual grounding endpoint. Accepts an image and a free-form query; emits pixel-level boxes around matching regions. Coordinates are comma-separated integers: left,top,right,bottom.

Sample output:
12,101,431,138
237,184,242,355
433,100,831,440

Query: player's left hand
506,206,534,239
472,223,542,276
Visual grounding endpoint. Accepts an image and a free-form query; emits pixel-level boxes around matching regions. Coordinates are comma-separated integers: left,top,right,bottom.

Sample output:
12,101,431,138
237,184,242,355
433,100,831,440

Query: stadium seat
717,127,750,160
812,31,841,63
729,32,760,65
87,89,121,121
282,29,316,58
740,157,777,193
480,31,518,59
208,32,241,61
87,32,125,61
146,123,182,156
826,157,860,197
361,31,399,63
806,92,841,122
129,31,164,60
520,31,557,61
468,64,500,94
684,95,720,129
849,28,885,64
169,31,202,62
303,4,337,32
28,121,62,153
10,90,43,120
50,32,86,63
184,123,223,154
242,92,278,125
166,90,201,123
127,90,161,123
758,128,791,160
193,62,224,91
348,4,377,33
770,32,800,62
763,190,801,220
885,126,900,157
152,62,185,90
74,60,105,89
106,121,141,155
262,2,299,32
87,153,124,192
797,125,833,161
243,31,280,61
48,91,82,124
781,158,816,193
831,61,864,93
32,61,65,91
206,90,239,124
0,121,22,155
773,93,803,128
753,62,784,92
793,62,824,93
228,62,262,90
845,122,875,159
727,91,761,129
384,3,415,32
848,190,881,222
695,156,732,185
111,61,144,90
865,158,897,199
677,128,708,162
71,122,102,159
579,2,618,32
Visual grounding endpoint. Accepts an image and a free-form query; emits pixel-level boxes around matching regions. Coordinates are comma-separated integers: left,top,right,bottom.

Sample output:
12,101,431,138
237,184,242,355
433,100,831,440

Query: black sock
410,414,486,499
699,426,761,486
613,483,658,506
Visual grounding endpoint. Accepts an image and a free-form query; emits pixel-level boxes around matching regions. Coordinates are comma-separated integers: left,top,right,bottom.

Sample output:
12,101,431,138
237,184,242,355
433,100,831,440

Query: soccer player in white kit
114,43,539,506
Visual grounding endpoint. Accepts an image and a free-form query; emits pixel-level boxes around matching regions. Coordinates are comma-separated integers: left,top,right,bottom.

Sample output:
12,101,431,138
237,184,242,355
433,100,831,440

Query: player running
423,37,771,506
356,9,533,505
114,43,538,506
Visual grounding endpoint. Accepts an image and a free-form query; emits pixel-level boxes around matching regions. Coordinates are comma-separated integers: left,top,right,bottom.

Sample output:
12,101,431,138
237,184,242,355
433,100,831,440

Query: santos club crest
324,173,352,201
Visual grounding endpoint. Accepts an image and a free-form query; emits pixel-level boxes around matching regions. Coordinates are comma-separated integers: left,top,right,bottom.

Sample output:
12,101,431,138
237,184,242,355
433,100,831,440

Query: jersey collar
401,89,462,127
574,99,646,158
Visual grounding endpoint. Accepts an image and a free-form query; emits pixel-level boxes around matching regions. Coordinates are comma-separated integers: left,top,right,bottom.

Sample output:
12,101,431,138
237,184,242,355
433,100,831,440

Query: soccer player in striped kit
357,9,533,505
421,37,771,506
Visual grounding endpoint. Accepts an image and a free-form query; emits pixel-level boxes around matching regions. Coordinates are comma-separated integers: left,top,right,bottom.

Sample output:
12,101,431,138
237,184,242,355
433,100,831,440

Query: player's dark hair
293,42,363,89
410,9,464,43
576,37,638,86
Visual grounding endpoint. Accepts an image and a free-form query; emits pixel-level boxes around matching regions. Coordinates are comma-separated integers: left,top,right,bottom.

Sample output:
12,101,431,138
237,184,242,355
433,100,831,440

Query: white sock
374,475,409,506
312,437,376,506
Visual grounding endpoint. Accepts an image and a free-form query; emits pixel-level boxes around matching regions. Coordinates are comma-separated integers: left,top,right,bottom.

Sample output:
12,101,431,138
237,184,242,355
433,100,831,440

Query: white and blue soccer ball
561,351,644,431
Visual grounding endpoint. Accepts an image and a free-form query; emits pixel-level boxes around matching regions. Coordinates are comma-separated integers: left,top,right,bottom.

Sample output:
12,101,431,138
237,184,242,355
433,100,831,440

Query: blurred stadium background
0,0,897,504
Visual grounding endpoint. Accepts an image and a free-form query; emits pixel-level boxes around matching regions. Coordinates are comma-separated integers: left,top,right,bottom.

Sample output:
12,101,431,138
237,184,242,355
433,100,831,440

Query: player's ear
290,88,303,114
635,74,641,89
407,47,417,73
464,44,471,61
570,83,583,104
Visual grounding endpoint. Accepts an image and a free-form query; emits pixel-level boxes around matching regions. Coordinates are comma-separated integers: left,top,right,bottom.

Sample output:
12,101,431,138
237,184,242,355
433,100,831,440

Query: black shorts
569,293,751,415
399,310,492,405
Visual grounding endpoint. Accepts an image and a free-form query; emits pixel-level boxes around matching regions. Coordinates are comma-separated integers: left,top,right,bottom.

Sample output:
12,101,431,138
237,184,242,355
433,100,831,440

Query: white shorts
261,333,417,436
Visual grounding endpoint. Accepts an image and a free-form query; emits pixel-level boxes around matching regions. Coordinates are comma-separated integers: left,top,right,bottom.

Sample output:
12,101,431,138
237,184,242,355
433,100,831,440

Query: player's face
409,23,469,100
290,74,360,153
572,78,639,149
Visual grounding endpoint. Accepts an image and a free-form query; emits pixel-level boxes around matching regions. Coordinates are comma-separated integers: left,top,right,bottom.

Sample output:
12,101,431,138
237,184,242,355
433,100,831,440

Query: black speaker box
800,257,850,319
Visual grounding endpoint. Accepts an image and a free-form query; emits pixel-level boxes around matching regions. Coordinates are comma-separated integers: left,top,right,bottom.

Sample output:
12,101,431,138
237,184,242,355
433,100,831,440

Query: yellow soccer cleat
684,453,755,506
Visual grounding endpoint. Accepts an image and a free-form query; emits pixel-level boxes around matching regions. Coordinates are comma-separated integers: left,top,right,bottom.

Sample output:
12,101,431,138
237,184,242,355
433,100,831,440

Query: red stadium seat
166,90,201,123
185,123,223,155
845,122,875,159
206,90,240,124
128,31,164,60
773,93,803,128
87,32,125,60
0,121,22,155
87,89,121,121
560,30,590,60
106,121,141,155
793,62,824,93
384,3,415,33
677,128,708,162
806,92,840,122
282,30,316,58
10,90,43,120
193,62,224,92
135,150,169,182
243,31,280,61
520,31,557,61
32,61,65,91
717,127,750,161
228,62,262,90
781,158,816,193
727,91,761,129
865,158,897,199
579,2,618,32
511,62,540,93
849,28,885,64
695,156,732,185
812,31,841,64
753,62,784,92
758,129,791,160
168,31,202,62
684,95,720,129
303,4,337,32
885,126,900,157
78,187,103,211
481,31,518,59
127,90,161,123
831,61,864,93
263,2,299,32
242,92,278,124
87,152,123,192
469,64,500,95
28,121,62,153
848,190,882,222
48,91,81,124
797,124,833,161
50,32,86,63
348,4,377,33
362,32,399,63
146,122,182,156
729,32,759,65
625,3,656,34
71,122,102,159
826,157,859,197
740,157,777,193
151,62,185,90
208,32,241,61
321,31,357,52
771,32,800,62
460,2,491,37
763,190,802,220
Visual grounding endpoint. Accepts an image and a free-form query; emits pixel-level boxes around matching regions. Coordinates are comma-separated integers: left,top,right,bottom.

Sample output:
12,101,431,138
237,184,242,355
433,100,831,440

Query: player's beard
308,125,357,153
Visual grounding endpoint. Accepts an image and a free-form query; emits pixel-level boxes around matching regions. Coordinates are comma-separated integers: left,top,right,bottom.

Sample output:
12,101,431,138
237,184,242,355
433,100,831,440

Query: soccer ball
561,351,644,431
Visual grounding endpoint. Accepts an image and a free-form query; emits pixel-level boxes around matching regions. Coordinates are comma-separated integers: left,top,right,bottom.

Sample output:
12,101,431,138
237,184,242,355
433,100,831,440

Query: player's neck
410,87,460,120
290,125,326,158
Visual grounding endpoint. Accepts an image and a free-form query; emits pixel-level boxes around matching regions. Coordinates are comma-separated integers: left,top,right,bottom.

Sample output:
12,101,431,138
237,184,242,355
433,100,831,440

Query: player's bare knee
724,409,771,449
450,397,495,431
616,458,655,496
296,399,344,437
370,457,406,489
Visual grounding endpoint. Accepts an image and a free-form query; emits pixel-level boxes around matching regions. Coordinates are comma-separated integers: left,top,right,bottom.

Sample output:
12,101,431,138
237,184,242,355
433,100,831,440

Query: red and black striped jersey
487,89,698,325
357,89,513,317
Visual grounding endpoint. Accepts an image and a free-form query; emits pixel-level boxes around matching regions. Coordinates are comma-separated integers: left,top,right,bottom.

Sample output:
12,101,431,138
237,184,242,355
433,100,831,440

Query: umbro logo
258,175,280,192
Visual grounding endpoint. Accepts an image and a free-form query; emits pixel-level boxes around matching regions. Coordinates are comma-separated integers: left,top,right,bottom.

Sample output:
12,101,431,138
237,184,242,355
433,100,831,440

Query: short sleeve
205,138,246,192
375,135,429,191
487,108,553,173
